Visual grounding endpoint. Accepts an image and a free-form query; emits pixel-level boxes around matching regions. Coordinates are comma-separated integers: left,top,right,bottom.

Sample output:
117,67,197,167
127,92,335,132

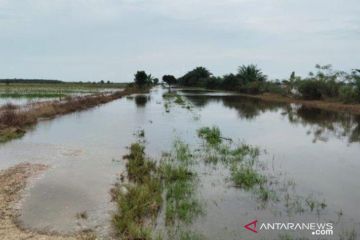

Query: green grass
0,92,67,98
174,95,185,105
159,163,201,224
179,231,205,240
123,143,157,183
160,140,202,225
114,139,202,239
305,195,327,212
174,140,193,164
0,82,127,99
197,126,222,146
197,126,271,202
230,164,265,189
162,92,194,113
114,143,162,239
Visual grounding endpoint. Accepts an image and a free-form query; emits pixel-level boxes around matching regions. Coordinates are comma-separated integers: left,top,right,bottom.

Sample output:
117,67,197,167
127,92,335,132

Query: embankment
0,87,147,143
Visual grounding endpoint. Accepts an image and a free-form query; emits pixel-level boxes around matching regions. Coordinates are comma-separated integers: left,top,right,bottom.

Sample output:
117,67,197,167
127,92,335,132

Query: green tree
146,74,155,84
237,65,267,83
162,75,177,88
134,71,148,87
178,67,212,86
222,74,239,89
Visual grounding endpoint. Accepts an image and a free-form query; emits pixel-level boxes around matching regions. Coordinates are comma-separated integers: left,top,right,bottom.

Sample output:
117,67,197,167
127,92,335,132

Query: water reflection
181,92,360,144
287,106,360,143
134,95,150,107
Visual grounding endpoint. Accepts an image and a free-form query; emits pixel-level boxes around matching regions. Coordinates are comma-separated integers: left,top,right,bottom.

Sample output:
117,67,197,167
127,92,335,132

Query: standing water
0,87,359,239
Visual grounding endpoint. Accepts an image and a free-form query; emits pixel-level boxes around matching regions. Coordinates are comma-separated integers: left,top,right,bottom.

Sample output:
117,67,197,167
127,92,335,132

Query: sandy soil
0,163,96,240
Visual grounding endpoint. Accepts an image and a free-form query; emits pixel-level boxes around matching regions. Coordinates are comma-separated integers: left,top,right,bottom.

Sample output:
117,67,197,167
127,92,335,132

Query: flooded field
0,83,125,107
0,87,359,239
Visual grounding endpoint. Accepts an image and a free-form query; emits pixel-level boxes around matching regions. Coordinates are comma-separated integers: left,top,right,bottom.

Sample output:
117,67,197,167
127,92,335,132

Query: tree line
134,64,360,104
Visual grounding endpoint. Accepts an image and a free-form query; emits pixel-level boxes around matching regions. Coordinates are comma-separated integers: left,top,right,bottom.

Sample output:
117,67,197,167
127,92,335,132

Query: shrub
239,81,264,94
318,79,340,98
197,126,222,146
264,82,287,96
205,77,222,89
297,80,323,100
339,85,359,103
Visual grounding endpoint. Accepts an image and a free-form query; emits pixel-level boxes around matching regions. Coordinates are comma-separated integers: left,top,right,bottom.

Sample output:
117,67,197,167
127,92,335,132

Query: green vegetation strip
113,140,202,239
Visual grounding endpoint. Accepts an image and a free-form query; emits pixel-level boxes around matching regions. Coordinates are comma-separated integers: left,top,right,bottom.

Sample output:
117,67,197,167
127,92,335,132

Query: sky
0,0,359,82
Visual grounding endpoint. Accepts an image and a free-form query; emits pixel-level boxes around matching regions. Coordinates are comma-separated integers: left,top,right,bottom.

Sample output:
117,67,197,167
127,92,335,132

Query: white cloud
0,0,359,81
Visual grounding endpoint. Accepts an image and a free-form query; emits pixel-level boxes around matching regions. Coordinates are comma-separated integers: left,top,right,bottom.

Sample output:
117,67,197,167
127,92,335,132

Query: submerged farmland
0,87,359,240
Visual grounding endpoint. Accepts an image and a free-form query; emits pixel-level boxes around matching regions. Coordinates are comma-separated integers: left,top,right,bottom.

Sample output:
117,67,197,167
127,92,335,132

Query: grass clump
159,140,202,226
114,139,202,239
197,126,272,203
174,95,185,105
230,164,265,189
123,143,157,183
113,143,162,239
178,231,205,240
159,163,201,224
197,126,222,146
113,180,162,239
162,92,194,113
174,140,193,164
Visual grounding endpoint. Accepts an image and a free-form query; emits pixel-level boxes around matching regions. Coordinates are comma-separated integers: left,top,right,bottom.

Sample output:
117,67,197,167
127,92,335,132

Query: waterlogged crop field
0,82,127,106
0,87,359,240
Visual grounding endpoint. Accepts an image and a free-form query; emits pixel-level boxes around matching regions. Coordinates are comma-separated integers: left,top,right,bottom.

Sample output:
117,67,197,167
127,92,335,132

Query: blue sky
0,0,359,82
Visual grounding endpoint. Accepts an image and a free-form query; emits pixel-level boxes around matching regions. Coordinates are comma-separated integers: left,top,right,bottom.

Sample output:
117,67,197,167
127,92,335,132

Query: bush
205,77,222,89
318,80,340,98
339,85,360,103
263,82,287,96
297,80,323,100
239,81,264,94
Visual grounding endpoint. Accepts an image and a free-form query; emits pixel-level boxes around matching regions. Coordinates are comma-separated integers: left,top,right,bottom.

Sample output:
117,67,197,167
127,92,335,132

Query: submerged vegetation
113,143,162,239
113,137,202,239
113,126,333,239
0,82,127,99
196,126,328,215
162,92,195,115
197,126,268,193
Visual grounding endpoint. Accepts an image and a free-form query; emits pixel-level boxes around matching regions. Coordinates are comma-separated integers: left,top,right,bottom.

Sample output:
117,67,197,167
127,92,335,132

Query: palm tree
237,65,267,83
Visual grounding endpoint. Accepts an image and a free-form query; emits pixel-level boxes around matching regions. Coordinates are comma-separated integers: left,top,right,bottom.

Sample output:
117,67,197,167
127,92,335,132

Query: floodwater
0,97,59,106
0,88,122,106
0,87,359,239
